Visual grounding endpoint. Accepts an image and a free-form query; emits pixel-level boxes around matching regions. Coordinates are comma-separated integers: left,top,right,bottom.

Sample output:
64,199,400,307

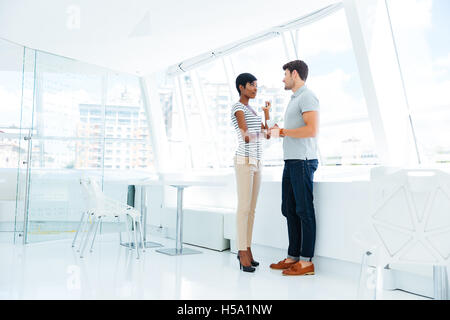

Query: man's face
283,69,294,90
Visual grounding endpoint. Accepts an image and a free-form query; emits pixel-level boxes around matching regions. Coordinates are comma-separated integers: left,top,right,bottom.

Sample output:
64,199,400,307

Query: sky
386,0,450,158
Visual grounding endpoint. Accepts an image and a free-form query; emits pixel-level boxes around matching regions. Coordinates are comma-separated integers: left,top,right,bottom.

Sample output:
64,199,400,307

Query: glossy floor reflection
0,233,429,300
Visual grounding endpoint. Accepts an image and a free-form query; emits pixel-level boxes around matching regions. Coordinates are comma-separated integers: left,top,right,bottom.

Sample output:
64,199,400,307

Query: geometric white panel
410,190,430,222
399,241,438,264
427,232,450,260
425,188,450,232
370,168,450,266
373,224,412,257
373,187,414,231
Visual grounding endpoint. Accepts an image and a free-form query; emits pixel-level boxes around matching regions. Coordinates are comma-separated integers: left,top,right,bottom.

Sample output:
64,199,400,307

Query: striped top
231,102,262,160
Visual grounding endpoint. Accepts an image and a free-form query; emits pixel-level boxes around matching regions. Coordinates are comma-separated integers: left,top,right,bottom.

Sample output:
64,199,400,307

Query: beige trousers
234,156,262,251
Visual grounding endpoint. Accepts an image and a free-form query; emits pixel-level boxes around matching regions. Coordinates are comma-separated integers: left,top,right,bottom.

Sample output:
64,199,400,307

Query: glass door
22,51,106,244
0,39,35,244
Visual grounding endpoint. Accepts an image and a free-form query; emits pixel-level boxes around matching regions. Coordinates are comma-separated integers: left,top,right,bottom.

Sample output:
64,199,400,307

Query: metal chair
72,177,145,259
356,167,450,299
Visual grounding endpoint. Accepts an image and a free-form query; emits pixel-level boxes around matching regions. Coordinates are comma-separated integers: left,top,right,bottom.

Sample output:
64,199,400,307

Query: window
158,73,192,170
0,45,156,173
0,42,29,168
118,119,131,125
188,60,231,168
387,0,450,164
230,35,291,166
118,111,131,118
294,9,378,165
157,7,383,170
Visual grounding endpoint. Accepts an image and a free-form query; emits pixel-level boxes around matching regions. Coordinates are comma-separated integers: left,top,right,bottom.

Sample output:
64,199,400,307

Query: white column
222,56,238,102
175,75,194,168
343,0,419,166
140,74,169,173
190,70,221,168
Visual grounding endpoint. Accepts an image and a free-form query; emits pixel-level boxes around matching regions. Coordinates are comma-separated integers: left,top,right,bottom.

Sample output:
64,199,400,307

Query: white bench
161,206,234,251
223,211,238,254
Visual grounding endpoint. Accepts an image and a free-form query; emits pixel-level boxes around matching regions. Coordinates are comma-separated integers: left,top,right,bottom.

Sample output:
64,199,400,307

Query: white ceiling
0,0,338,76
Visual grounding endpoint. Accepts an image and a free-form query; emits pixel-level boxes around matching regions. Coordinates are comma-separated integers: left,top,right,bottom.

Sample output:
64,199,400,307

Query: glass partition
23,51,106,243
0,38,156,243
0,40,25,242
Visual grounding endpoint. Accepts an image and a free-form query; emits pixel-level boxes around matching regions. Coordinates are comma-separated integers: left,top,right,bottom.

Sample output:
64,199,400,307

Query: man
269,60,319,276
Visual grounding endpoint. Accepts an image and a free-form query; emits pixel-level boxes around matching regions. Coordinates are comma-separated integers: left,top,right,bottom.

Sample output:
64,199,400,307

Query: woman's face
241,81,258,99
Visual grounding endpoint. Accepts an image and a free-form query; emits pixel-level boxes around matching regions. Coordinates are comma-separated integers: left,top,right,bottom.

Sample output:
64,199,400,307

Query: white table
121,176,164,249
123,173,228,255
152,174,228,256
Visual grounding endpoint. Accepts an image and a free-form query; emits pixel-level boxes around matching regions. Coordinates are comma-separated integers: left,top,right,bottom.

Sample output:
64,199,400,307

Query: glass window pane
36,51,104,139
30,139,103,169
387,0,450,164
0,39,24,169
158,75,175,139
296,9,379,165
106,73,151,140
196,60,233,167
230,36,290,166
158,73,191,169
178,66,231,169
319,121,378,166
103,140,155,171
0,40,23,132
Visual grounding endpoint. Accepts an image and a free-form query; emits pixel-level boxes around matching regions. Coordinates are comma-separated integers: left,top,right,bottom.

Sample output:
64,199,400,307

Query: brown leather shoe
269,258,298,270
282,262,315,276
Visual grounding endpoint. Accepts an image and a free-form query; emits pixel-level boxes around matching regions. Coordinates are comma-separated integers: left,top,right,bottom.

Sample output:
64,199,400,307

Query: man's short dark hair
283,60,308,81
235,73,257,95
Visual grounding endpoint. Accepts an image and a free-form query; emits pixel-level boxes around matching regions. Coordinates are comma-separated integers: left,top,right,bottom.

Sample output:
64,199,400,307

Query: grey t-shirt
283,85,319,160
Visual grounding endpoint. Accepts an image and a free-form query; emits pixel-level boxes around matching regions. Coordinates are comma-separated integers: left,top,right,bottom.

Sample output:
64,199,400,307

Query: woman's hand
262,101,271,114
262,101,271,131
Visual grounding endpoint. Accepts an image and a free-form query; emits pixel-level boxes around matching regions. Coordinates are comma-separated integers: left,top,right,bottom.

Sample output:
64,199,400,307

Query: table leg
156,186,201,256
121,185,162,249
140,185,163,248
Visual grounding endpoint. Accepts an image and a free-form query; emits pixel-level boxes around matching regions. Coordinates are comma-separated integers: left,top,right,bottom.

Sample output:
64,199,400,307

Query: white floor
0,233,430,300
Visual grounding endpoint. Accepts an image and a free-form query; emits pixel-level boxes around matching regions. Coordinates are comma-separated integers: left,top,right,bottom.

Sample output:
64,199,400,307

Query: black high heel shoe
237,253,255,273
240,254,259,267
246,249,260,267
250,259,259,267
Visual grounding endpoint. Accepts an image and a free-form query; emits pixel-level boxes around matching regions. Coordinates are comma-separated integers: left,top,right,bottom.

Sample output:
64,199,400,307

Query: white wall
151,170,372,264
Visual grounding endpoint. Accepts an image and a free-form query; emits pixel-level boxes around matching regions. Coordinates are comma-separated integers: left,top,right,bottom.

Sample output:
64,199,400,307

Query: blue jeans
281,159,318,261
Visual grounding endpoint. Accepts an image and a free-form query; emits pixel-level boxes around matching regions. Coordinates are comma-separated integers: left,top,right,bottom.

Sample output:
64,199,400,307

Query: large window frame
155,2,384,169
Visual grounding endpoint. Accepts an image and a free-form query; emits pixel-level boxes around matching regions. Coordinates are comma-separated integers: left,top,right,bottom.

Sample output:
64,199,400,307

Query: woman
231,73,271,272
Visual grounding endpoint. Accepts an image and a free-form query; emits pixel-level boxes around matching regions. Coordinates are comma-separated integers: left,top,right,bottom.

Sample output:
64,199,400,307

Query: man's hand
269,124,279,136
277,111,317,139
269,124,285,138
